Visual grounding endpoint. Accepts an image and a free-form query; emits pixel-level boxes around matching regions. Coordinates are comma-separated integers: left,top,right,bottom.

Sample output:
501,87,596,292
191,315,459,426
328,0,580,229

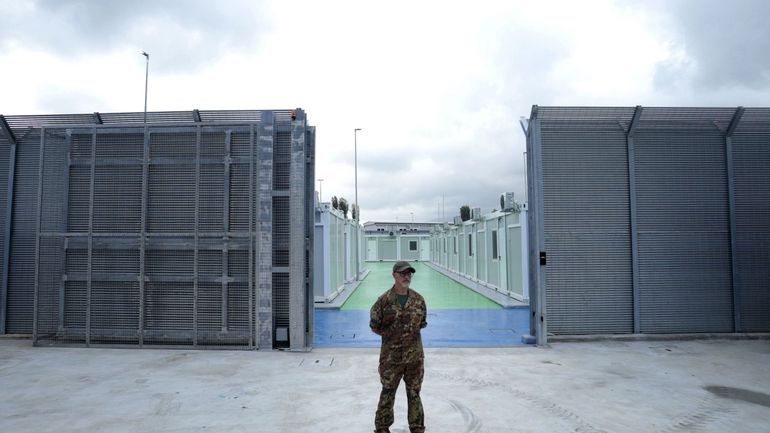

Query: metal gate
526,106,770,342
0,109,314,350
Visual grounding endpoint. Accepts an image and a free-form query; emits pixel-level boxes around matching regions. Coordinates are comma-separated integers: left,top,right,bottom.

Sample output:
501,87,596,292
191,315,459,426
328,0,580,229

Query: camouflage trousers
374,359,425,433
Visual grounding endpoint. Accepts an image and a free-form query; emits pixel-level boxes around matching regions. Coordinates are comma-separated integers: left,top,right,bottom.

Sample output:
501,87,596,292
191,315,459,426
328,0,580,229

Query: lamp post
317,178,324,203
141,51,149,124
354,128,362,280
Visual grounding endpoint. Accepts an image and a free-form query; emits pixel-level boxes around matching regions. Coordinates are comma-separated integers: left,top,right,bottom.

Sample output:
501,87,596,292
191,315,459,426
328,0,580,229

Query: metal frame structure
0,109,314,350
526,106,770,343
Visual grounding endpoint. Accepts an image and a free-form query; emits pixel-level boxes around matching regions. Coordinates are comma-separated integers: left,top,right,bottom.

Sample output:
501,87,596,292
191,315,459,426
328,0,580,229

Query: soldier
370,261,428,433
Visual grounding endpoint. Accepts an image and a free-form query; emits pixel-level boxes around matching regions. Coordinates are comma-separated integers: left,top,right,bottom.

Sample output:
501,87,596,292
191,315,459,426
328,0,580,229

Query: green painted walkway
341,262,502,310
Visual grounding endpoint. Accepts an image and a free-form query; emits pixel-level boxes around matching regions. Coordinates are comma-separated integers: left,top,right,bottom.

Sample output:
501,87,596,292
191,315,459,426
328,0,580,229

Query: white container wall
363,223,433,263
313,203,365,302
429,209,528,302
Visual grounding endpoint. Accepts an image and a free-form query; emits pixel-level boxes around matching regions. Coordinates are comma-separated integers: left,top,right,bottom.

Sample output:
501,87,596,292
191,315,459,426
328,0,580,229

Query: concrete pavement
1,337,769,432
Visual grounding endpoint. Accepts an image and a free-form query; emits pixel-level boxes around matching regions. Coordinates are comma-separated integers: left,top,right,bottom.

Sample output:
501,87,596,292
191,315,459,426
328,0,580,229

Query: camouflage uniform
370,286,428,433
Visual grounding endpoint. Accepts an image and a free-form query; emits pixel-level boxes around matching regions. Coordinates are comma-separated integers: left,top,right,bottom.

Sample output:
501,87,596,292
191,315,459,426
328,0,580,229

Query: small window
453,237,457,254
468,233,473,256
409,240,418,251
443,238,446,253
492,230,499,259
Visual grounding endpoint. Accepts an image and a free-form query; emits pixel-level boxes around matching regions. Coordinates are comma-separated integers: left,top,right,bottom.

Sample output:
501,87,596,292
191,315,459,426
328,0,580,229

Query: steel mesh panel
149,132,196,159
274,131,290,190
273,196,290,266
143,282,194,344
196,283,222,332
231,132,252,159
11,111,311,349
635,132,729,231
8,132,42,333
634,131,732,333
67,166,90,232
39,130,68,233
198,250,222,277
90,281,140,344
199,164,224,232
93,165,142,233
91,248,139,274
539,122,633,335
63,281,86,330
229,164,251,232
148,164,195,233
95,132,144,159
272,272,289,339
228,250,249,277
227,282,250,331
36,237,68,341
146,249,194,277
200,131,225,158
638,232,732,333
0,134,9,309
70,132,93,160
732,129,770,332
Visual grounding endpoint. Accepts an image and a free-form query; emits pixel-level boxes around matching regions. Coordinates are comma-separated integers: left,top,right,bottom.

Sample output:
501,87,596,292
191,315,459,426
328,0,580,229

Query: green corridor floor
341,261,501,310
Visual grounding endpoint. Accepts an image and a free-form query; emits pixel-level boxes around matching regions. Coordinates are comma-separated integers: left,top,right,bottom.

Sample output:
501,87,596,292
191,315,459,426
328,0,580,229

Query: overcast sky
1,0,769,223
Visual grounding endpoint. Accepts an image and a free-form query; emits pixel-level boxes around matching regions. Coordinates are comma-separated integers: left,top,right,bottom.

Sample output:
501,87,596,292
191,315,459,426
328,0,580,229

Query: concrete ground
2,338,770,433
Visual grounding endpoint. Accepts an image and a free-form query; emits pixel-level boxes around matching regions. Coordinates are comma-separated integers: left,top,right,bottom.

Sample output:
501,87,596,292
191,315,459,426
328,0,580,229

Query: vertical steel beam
289,111,307,351
222,130,232,332
725,106,745,332
138,125,150,347
626,106,643,334
257,112,274,349
193,125,201,346
59,133,72,333
304,126,315,347
0,116,17,335
86,128,97,346
248,124,255,349
33,129,46,344
526,112,548,346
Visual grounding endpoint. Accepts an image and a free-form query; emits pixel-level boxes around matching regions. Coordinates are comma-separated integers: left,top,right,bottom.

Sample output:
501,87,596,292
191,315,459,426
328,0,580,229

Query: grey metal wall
0,109,314,350
527,106,770,337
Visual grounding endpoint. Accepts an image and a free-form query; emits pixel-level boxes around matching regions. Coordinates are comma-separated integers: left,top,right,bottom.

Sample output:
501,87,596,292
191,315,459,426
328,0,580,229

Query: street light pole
354,128,362,280
141,51,149,124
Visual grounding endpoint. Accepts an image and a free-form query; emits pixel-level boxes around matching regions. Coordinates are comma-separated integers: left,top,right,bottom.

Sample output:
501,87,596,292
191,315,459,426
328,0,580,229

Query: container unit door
366,238,377,261
420,239,430,261
540,121,634,335
634,129,733,333
401,237,419,261
379,238,397,261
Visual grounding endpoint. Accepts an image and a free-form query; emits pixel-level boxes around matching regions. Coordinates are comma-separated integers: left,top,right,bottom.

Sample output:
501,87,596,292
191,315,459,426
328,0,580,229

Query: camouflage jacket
370,286,428,364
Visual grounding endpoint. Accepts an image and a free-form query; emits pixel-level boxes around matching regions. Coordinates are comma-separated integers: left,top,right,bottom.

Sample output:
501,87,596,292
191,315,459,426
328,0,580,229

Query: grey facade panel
634,132,729,232
7,132,41,333
545,233,633,334
0,109,313,349
530,106,770,339
0,132,10,333
634,131,732,333
732,124,770,332
539,124,633,335
638,232,733,333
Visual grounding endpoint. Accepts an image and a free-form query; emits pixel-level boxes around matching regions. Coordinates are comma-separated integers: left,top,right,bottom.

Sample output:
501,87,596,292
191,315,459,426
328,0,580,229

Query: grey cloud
654,0,770,90
359,123,526,222
0,0,269,72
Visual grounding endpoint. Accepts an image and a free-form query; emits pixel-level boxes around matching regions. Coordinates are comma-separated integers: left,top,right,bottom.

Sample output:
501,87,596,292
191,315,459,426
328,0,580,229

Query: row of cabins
313,200,528,303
